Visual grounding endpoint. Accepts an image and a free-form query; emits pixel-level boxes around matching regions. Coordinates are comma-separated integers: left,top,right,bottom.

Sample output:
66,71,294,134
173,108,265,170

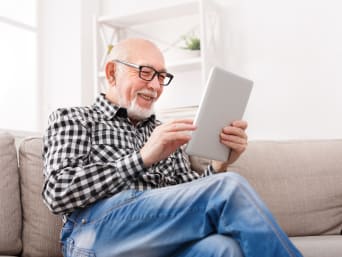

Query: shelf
166,57,202,72
98,0,198,28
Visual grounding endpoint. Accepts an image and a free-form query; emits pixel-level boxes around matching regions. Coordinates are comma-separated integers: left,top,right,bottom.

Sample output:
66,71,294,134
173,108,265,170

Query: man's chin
127,105,155,121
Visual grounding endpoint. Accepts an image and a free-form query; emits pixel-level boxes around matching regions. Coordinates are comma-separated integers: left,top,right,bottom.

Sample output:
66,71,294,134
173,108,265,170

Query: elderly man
42,38,302,257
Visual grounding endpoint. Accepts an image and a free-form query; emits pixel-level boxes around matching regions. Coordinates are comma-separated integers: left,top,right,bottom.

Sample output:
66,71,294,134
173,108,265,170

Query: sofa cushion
227,140,342,237
291,235,342,257
19,137,63,257
0,133,22,255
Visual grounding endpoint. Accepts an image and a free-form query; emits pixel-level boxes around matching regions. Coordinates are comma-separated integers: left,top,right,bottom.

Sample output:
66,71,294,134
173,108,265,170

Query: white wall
221,0,342,139
0,0,39,133
39,0,82,129
38,0,98,130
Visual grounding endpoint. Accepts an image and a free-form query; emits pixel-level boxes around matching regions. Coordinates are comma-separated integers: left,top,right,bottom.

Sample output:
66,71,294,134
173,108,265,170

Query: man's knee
206,172,248,191
193,234,243,257
221,171,248,183
214,171,253,192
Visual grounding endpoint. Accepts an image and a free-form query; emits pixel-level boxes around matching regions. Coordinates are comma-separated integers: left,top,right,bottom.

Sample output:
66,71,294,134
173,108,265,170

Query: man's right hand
140,119,196,167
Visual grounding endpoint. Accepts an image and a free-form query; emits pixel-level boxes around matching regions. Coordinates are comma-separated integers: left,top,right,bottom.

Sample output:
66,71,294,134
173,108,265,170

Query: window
0,0,39,132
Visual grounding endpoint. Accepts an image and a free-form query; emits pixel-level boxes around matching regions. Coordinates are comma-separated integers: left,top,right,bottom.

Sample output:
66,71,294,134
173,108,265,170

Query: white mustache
136,89,157,99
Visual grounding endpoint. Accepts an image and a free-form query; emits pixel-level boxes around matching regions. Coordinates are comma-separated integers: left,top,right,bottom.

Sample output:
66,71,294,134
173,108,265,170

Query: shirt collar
93,93,125,119
93,93,156,124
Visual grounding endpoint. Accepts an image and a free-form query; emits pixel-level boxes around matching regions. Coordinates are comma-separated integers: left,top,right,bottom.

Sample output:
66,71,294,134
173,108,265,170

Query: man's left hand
212,120,248,172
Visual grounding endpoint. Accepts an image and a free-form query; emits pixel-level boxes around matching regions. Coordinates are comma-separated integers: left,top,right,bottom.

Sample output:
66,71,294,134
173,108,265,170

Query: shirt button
81,218,86,224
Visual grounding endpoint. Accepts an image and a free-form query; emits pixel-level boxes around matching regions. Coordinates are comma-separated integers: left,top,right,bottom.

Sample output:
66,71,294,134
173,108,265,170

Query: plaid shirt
42,94,214,215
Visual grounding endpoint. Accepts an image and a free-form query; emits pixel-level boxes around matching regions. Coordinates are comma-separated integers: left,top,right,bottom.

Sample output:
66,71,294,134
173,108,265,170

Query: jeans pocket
72,247,96,257
63,238,96,257
60,219,75,247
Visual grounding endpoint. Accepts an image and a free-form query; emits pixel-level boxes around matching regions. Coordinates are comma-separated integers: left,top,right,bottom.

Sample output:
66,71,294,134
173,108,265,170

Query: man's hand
140,119,196,167
212,120,248,172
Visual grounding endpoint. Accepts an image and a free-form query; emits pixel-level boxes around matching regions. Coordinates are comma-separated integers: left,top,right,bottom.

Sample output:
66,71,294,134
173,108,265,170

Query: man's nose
147,75,161,90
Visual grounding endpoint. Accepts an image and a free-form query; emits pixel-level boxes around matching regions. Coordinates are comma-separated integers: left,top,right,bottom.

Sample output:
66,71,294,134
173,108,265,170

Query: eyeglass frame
112,59,174,86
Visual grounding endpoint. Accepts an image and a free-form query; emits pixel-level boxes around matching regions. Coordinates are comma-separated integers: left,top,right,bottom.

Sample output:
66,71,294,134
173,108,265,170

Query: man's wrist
211,160,230,173
140,148,153,168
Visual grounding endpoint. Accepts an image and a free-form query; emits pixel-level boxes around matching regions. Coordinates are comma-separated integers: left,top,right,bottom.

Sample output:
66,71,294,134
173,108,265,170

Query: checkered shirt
42,94,214,215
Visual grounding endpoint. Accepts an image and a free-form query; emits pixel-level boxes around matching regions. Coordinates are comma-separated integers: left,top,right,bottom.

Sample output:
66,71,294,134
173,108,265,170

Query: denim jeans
60,172,303,257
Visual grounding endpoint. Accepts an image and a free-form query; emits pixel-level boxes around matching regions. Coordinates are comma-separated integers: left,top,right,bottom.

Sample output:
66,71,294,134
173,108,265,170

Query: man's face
114,47,165,120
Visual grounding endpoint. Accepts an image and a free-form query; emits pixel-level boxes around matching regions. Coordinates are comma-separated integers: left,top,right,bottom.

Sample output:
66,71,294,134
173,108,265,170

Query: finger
170,119,194,125
223,125,246,131
220,140,247,153
166,131,193,144
166,122,197,132
220,133,247,145
222,126,247,139
231,120,248,130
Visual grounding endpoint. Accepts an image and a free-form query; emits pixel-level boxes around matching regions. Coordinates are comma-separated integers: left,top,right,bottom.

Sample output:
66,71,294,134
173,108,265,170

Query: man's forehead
121,41,166,71
138,61,167,72
129,54,165,71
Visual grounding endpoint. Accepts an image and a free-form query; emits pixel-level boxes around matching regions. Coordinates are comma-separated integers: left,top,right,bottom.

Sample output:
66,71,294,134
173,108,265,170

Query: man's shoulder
48,106,99,125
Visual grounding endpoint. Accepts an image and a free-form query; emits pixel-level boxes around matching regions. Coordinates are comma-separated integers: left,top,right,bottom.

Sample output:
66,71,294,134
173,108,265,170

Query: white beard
126,97,155,121
120,89,157,121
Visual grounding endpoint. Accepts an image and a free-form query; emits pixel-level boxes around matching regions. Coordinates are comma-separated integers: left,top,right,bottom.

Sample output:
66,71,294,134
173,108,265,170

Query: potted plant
163,34,201,61
183,36,200,51
181,35,201,57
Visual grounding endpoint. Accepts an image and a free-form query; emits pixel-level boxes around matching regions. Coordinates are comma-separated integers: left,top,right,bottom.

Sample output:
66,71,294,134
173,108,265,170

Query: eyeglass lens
139,66,171,85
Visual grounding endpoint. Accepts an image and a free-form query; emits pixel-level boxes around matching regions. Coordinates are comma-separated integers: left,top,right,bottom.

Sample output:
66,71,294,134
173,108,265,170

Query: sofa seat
291,235,342,257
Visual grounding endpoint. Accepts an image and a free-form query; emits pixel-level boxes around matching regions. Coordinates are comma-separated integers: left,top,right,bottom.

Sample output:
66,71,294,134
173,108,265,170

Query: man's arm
42,109,146,215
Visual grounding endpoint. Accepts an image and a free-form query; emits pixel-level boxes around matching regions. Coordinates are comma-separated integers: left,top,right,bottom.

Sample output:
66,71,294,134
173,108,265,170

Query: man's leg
174,234,243,257
61,172,303,257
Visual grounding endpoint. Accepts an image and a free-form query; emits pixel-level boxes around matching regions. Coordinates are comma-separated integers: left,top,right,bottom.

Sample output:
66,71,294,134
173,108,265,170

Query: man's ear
105,61,116,86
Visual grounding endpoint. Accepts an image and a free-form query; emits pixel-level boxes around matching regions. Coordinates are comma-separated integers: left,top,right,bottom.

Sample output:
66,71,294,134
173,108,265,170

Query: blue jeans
61,172,303,257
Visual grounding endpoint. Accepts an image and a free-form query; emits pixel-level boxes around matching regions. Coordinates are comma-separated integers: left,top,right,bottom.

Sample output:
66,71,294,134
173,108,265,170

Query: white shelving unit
93,0,225,117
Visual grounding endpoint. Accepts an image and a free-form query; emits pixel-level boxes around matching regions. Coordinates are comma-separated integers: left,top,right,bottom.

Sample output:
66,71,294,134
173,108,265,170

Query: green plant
182,36,200,50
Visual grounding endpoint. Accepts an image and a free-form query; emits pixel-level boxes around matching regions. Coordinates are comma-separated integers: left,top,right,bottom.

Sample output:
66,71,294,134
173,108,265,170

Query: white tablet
185,67,253,161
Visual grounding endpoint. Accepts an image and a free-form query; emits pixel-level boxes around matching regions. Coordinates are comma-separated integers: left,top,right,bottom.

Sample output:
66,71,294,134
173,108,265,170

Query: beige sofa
0,132,341,257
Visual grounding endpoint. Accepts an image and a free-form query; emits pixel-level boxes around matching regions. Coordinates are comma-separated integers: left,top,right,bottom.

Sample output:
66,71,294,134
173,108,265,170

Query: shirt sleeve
203,164,216,176
172,147,214,183
42,109,146,215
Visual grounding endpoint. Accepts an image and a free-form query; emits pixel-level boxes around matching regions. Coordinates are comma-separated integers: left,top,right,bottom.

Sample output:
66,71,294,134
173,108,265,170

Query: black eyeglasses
113,59,174,86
